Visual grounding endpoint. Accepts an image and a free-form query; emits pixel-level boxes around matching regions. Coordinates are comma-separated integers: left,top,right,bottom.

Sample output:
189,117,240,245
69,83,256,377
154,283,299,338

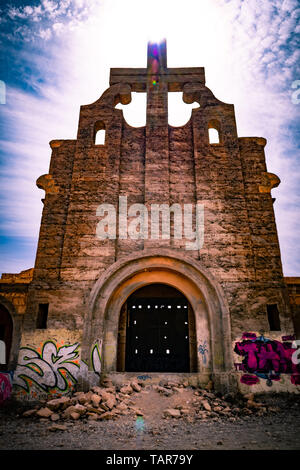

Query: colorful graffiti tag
0,372,13,404
14,340,102,398
14,341,80,394
234,333,300,386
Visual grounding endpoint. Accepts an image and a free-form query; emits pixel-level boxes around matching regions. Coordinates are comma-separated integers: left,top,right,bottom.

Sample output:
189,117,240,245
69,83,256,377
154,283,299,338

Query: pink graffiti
242,332,257,340
234,333,300,386
240,374,260,385
0,373,12,404
282,335,296,342
234,363,246,371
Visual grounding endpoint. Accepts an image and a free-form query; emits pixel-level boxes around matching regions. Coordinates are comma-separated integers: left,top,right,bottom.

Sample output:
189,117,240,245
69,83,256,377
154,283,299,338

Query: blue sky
0,0,299,276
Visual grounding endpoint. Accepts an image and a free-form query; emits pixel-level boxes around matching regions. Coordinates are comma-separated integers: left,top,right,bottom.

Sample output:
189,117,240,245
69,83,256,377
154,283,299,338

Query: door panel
125,297,190,372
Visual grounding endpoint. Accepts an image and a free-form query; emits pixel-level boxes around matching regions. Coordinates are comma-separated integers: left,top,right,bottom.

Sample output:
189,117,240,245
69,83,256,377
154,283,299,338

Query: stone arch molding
0,295,22,370
82,249,235,390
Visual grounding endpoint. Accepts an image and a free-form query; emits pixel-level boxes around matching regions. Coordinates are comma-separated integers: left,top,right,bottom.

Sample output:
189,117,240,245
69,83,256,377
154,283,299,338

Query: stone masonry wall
5,42,297,397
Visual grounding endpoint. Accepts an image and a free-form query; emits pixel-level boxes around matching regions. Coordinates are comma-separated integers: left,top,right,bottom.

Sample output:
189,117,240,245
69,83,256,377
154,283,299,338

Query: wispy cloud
0,0,299,275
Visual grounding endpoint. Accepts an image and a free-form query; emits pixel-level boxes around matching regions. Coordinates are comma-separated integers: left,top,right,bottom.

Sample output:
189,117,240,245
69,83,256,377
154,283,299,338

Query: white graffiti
91,341,101,375
14,341,80,393
292,340,300,365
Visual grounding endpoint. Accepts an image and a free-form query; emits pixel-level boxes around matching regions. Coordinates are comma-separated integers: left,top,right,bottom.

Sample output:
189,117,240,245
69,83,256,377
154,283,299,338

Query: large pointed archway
83,249,236,393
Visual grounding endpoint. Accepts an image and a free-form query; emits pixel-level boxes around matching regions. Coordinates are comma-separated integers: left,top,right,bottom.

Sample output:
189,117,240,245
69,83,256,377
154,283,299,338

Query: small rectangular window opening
267,304,281,331
36,304,49,329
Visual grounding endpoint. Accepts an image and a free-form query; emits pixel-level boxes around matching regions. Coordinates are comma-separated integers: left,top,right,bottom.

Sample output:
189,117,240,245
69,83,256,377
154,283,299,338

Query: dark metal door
125,297,190,372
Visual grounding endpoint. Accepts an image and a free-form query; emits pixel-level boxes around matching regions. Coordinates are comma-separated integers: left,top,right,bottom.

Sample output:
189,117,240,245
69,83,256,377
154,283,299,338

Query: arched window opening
208,128,220,144
115,92,146,127
0,304,13,371
94,121,106,145
168,93,199,126
208,119,221,144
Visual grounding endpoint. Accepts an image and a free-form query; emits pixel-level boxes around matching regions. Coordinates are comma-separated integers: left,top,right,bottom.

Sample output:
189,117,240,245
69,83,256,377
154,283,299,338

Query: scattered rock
130,407,143,416
36,408,53,418
120,385,133,395
131,382,142,392
106,397,116,410
116,403,128,411
201,400,212,412
46,397,71,411
164,409,181,418
48,424,67,432
98,412,115,420
63,404,86,419
22,409,36,417
91,394,102,408
87,413,99,421
172,387,184,393
156,386,173,397
100,402,110,412
247,400,261,409
50,413,60,422
213,406,223,413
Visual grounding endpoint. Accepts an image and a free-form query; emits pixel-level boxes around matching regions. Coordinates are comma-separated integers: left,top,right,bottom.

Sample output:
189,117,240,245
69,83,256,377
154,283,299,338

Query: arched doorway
117,283,197,373
84,249,235,392
0,304,13,371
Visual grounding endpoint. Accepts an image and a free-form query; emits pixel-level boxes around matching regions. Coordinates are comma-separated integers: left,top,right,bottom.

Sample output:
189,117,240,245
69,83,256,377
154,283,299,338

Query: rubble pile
21,380,145,426
161,388,280,422
19,379,281,429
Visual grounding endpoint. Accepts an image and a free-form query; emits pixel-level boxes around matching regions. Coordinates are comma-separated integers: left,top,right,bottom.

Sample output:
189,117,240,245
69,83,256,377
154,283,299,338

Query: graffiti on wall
14,341,80,394
198,340,208,365
137,375,152,381
234,332,300,386
91,342,101,376
0,372,13,404
14,340,102,398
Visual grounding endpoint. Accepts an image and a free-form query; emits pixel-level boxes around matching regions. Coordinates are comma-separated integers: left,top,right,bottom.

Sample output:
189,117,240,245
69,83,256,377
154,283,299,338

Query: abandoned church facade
1,41,299,400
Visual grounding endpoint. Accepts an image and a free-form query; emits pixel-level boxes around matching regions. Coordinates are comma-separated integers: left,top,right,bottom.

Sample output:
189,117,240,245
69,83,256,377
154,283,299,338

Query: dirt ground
1,387,300,451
